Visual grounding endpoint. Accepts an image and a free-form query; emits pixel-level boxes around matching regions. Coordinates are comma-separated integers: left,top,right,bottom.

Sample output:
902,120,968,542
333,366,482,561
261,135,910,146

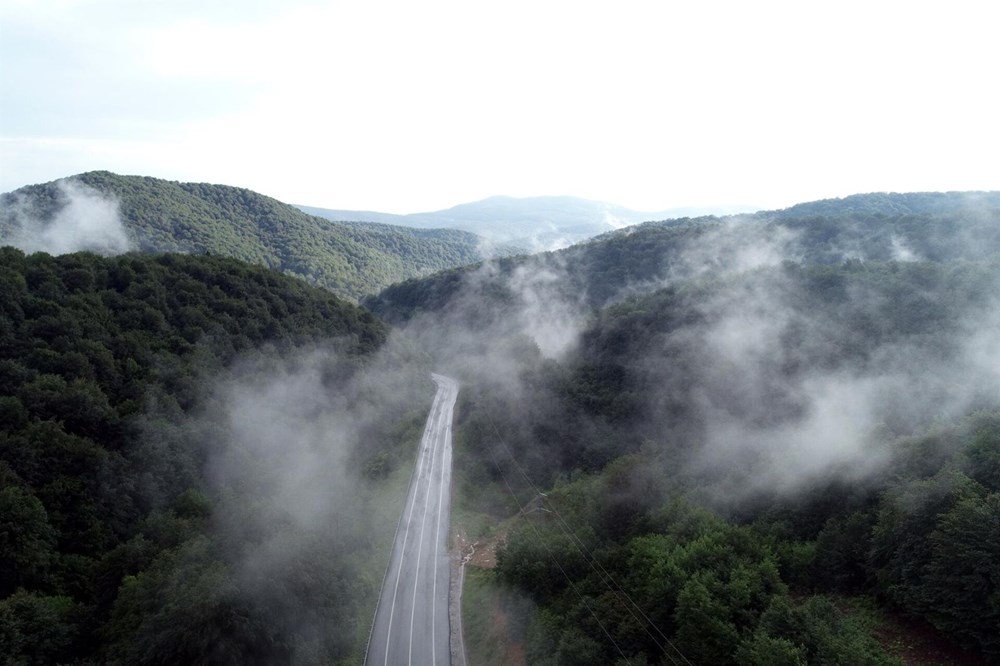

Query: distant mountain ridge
299,195,754,250
365,189,1000,322
764,190,1000,218
0,171,511,301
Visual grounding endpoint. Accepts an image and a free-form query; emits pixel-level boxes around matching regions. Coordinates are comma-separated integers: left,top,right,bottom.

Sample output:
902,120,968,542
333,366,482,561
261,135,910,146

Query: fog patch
606,219,800,304
399,253,588,383
507,257,586,360
159,339,435,662
671,219,798,282
520,229,582,254
665,264,1000,504
378,199,1000,512
692,371,899,498
890,235,920,262
474,234,508,260
205,342,430,535
3,179,132,255
953,302,1000,407
209,353,358,530
602,210,633,230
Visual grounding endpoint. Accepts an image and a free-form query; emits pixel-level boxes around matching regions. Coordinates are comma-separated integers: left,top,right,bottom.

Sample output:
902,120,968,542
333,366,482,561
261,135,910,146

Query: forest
370,195,1000,664
2,188,999,664
0,249,433,664
448,259,1000,664
0,172,508,301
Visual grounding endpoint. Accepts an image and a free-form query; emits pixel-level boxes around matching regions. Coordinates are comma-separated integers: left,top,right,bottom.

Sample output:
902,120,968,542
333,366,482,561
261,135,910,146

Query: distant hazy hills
366,190,1000,322
6,172,996,307
299,196,753,250
0,171,512,301
765,191,1000,218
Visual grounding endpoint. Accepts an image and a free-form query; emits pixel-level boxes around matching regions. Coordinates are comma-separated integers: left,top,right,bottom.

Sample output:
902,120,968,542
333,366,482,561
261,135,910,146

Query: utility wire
487,444,633,666
485,412,679,664
484,412,695,666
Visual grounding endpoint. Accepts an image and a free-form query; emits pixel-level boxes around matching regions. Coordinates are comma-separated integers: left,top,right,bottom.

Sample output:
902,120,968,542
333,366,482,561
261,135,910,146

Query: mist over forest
368,191,1000,664
0,172,515,302
2,179,999,664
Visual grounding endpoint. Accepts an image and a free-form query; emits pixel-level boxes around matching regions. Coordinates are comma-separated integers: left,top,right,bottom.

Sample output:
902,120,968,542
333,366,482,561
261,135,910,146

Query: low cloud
653,263,1000,504
889,235,920,262
374,200,1000,510
3,179,132,255
670,219,798,282
507,257,586,360
131,338,437,661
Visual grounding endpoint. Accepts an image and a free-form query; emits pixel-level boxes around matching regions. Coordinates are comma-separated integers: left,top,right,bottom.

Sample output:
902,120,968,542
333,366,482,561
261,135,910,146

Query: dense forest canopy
2,187,999,664
368,192,1000,664
0,171,511,301
365,191,1000,320
0,248,433,664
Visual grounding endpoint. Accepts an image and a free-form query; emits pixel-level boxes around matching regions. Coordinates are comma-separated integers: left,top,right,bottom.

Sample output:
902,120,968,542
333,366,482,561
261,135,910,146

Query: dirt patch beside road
457,526,508,569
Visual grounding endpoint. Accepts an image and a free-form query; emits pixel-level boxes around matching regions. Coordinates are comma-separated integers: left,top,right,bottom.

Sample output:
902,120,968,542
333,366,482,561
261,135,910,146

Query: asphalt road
366,373,458,666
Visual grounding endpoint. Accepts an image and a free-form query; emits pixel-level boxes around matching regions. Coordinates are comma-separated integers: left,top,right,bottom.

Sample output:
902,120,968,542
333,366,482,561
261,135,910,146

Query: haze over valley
2,172,999,664
2,1,998,664
299,196,755,251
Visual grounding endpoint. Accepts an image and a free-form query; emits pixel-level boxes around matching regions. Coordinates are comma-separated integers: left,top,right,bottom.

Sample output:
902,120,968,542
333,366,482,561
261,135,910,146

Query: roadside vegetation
435,195,1000,664
0,248,428,664
4,189,999,664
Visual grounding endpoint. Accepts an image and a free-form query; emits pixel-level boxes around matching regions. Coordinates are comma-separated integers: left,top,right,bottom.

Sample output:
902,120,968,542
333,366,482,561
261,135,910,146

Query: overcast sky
1,0,997,213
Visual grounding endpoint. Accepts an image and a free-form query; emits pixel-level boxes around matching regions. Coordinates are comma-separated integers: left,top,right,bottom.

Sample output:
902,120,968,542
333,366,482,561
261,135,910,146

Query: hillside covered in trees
365,191,1000,321
369,192,1000,664
0,249,431,664
0,171,508,301
2,188,998,664
452,260,1000,664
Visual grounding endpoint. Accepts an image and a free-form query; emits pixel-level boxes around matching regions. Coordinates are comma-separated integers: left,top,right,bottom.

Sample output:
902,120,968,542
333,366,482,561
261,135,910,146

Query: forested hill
766,190,1000,218
0,249,427,663
357,190,1000,663
464,258,1000,663
0,171,501,301
365,190,1000,321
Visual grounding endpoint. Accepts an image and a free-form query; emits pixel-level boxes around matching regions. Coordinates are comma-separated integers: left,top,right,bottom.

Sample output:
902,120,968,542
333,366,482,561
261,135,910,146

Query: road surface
366,373,458,665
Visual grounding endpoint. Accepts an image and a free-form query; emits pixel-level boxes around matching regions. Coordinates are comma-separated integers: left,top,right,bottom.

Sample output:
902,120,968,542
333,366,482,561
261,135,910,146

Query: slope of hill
465,256,1000,663
359,189,1000,663
767,190,1000,218
365,191,1000,321
5,184,999,664
0,248,434,663
301,195,753,250
0,171,501,301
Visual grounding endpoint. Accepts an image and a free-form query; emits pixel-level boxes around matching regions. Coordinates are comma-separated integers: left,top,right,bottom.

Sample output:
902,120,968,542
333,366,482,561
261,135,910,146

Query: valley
1,172,509,302
2,179,999,664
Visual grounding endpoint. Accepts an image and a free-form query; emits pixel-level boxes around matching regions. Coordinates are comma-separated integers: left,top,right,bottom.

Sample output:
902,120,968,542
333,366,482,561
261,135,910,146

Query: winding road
366,373,459,666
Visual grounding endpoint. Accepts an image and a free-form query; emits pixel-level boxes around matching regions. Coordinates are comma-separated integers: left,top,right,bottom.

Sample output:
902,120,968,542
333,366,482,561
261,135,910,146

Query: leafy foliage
366,192,1000,321
0,171,497,300
435,194,1000,663
0,248,395,663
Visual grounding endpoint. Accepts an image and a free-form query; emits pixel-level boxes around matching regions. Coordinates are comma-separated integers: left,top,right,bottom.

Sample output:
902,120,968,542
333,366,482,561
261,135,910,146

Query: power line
486,444,633,666
484,411,695,666
484,413,680,664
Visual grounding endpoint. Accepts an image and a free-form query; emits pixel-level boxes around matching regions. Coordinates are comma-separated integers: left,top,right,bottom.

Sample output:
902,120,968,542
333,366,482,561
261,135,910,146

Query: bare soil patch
456,525,508,570
872,611,987,665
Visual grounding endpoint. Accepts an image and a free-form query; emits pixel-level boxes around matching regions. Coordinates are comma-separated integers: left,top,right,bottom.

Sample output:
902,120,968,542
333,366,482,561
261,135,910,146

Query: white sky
1,0,997,213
